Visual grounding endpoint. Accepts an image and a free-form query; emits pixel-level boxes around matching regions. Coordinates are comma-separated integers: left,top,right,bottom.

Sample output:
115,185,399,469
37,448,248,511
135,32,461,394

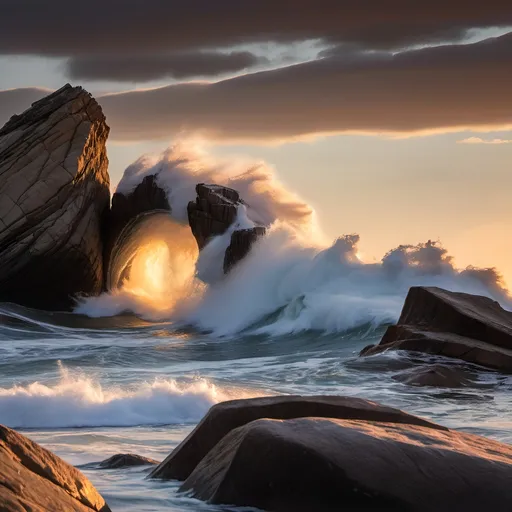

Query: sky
1,1,512,285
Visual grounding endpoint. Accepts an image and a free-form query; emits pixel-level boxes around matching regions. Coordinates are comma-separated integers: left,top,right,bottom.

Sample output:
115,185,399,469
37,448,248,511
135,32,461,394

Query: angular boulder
0,424,111,512
361,287,512,372
392,364,474,388
181,417,512,512
0,84,110,310
223,226,266,273
187,183,240,250
149,395,443,481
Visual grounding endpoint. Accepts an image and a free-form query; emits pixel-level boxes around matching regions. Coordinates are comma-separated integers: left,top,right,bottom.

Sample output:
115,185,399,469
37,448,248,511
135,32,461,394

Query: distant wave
75,144,511,337
0,363,254,428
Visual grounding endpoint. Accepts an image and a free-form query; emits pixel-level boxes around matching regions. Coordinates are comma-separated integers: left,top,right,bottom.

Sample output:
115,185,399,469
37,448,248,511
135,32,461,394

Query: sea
1,146,511,511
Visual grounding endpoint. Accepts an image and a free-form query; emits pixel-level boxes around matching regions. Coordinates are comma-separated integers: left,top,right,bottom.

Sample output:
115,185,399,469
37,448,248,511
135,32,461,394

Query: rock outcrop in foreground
149,396,512,512
361,286,512,372
0,424,111,511
149,395,441,481
0,84,110,310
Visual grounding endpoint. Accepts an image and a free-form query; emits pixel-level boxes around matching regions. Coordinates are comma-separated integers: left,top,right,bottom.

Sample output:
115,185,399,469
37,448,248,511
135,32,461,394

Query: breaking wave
0,363,249,429
76,143,511,336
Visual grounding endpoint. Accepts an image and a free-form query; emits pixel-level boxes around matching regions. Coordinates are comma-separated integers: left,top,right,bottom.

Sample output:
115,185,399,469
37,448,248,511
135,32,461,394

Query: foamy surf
75,144,511,337
0,363,252,429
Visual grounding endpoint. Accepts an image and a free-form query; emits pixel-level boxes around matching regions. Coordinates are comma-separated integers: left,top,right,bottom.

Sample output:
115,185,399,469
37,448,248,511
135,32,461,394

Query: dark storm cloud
67,51,266,82
1,34,511,142
0,0,511,56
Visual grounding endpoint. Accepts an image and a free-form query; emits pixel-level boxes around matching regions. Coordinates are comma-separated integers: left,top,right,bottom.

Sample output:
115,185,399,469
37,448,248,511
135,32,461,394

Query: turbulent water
1,144,512,511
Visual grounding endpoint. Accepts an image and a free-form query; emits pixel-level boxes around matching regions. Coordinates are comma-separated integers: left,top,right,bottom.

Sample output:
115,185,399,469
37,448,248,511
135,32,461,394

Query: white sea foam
0,364,248,429
77,143,511,336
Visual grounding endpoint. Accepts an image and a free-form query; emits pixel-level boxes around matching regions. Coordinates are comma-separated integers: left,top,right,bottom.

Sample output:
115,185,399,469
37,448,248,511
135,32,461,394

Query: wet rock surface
187,183,241,250
361,287,512,372
224,226,266,273
97,453,159,469
181,416,512,512
149,395,444,481
0,84,110,310
0,424,111,512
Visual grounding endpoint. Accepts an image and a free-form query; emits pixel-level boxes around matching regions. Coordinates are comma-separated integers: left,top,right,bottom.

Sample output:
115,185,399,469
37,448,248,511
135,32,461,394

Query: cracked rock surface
0,84,110,310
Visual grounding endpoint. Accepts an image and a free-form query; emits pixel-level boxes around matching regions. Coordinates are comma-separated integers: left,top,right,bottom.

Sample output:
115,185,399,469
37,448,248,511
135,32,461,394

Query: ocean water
1,145,512,511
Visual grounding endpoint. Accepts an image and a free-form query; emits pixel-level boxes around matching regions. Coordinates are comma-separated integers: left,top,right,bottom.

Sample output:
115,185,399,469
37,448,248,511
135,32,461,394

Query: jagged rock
180,417,512,512
393,364,474,388
224,226,266,273
97,453,159,469
361,287,512,372
0,84,110,310
0,424,111,512
104,174,170,283
149,395,443,481
187,183,240,250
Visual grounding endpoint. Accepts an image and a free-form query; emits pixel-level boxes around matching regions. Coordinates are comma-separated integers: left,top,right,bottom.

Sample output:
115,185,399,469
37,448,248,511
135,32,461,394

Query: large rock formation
181,416,512,512
149,395,443,481
361,287,512,372
0,424,111,511
0,84,110,310
187,183,266,273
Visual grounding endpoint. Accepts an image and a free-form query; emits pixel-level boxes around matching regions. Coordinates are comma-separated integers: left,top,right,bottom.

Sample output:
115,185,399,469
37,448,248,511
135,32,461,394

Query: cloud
1,33,512,143
66,51,266,82
0,1,510,57
458,137,512,144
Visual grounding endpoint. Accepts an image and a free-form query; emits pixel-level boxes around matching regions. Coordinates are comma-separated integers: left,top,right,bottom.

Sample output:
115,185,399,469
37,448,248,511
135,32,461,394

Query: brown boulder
0,84,110,310
149,395,443,481
0,424,111,512
181,417,512,512
97,453,159,469
361,287,512,372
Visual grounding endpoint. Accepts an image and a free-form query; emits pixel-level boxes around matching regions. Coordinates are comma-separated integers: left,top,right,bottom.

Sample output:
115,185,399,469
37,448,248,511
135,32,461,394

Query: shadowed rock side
180,417,512,512
187,183,266,273
224,226,266,273
0,424,111,512
149,395,444,481
104,174,170,284
0,84,110,310
361,287,512,372
187,183,240,250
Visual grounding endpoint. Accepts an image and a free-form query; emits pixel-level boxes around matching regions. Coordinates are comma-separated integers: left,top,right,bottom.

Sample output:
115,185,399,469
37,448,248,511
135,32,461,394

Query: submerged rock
361,287,512,372
149,395,443,481
98,453,159,469
393,364,474,388
0,84,110,310
181,416,512,512
0,424,111,511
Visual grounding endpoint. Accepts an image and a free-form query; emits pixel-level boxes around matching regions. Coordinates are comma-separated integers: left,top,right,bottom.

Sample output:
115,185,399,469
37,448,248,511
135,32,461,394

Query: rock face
0,84,110,310
104,174,170,282
181,417,512,512
224,226,266,273
98,453,159,469
149,395,443,481
187,183,240,250
361,287,512,372
187,183,266,274
0,424,111,512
